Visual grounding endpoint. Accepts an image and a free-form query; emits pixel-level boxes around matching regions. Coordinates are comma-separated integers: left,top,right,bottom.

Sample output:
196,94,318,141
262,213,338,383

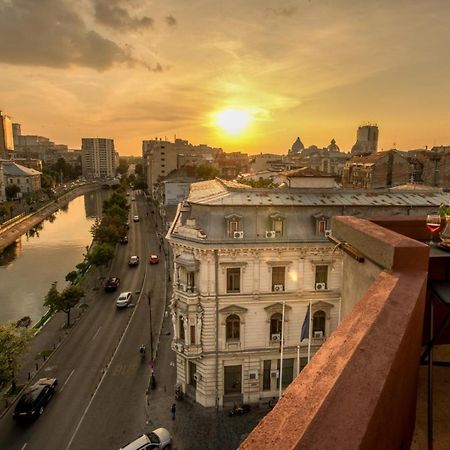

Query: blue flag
300,304,310,342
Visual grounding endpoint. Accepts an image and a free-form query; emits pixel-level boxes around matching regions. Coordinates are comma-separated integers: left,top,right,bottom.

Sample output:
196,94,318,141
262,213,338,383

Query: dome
290,137,304,154
327,139,340,152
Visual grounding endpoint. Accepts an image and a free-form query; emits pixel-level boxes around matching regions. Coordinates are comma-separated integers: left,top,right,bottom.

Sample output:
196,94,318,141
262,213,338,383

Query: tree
0,205,7,222
87,243,114,274
65,271,78,285
44,282,85,327
135,163,143,177
5,184,21,200
0,323,30,390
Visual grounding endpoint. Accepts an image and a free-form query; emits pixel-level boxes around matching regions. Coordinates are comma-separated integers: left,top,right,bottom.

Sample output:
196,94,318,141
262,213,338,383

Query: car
133,215,139,222
119,428,172,450
13,378,58,422
128,255,139,266
148,254,160,264
104,277,120,292
119,235,128,244
116,292,132,308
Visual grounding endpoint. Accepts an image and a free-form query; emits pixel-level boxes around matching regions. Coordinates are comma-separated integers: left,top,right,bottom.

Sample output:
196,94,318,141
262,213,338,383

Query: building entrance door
223,365,243,406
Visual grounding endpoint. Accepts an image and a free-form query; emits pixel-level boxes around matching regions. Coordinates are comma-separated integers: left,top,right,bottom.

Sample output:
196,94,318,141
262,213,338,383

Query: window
315,265,328,288
277,358,294,388
271,218,284,236
179,315,185,341
313,310,326,335
270,313,282,338
227,220,240,237
190,325,196,345
272,266,285,291
318,219,326,234
226,314,240,341
226,268,240,293
263,360,271,391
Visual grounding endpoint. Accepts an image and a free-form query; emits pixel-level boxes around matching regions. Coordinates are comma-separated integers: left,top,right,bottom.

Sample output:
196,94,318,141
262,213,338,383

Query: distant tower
289,136,305,155
351,124,378,156
0,111,14,159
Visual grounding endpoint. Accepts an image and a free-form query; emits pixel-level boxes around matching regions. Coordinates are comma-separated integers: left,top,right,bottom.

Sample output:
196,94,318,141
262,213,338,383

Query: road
0,190,167,449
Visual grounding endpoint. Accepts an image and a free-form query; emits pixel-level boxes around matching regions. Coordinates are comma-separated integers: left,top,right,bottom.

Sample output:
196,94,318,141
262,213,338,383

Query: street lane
0,192,151,450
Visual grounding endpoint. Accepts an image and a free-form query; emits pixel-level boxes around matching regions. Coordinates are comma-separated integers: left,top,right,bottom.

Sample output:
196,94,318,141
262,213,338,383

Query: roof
1,161,41,176
347,150,407,165
281,167,334,178
186,179,450,207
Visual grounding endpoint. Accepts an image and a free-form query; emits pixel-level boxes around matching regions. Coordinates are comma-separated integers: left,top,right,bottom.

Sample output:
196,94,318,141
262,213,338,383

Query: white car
133,215,139,222
119,428,172,449
128,255,139,266
116,292,132,308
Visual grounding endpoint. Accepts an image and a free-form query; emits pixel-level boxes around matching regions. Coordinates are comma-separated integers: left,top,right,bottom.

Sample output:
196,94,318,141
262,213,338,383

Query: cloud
93,0,154,30
265,6,298,18
165,15,177,27
0,0,135,70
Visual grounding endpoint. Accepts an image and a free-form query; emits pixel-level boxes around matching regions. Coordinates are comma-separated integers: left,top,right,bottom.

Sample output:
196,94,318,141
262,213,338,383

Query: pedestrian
171,403,176,420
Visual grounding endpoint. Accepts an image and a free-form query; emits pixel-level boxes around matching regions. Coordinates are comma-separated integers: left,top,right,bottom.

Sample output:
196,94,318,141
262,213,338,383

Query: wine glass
426,214,441,246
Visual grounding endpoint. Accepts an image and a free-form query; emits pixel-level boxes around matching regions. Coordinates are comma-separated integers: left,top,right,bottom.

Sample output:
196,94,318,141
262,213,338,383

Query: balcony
240,215,447,449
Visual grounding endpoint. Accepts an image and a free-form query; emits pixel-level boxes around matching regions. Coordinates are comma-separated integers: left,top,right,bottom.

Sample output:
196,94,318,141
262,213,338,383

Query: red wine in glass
426,214,441,245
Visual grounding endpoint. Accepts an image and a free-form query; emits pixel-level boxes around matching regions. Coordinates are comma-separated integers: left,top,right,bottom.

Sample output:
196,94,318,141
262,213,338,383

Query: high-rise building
351,124,378,156
12,123,21,147
0,111,14,158
81,138,116,179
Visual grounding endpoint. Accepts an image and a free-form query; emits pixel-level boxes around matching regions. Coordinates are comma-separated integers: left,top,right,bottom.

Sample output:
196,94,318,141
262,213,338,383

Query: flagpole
307,301,312,363
338,296,342,325
279,301,285,400
296,344,300,376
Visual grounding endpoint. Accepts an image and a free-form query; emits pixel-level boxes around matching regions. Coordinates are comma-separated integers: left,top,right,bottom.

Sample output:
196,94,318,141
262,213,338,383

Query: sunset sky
1,0,450,155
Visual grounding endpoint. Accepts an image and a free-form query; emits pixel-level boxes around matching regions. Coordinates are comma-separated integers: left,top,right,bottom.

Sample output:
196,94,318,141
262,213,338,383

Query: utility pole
148,291,154,360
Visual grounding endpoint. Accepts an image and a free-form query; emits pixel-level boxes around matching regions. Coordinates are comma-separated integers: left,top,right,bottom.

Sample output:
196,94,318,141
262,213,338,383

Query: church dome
290,136,304,154
327,138,340,152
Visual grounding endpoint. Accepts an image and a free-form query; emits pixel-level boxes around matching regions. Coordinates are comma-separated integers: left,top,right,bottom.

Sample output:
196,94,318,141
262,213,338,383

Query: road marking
21,444,27,450
91,326,101,341
66,267,149,450
61,369,75,393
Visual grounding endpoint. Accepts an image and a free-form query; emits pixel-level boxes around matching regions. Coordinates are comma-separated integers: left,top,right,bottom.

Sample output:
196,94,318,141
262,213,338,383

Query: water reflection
0,189,111,325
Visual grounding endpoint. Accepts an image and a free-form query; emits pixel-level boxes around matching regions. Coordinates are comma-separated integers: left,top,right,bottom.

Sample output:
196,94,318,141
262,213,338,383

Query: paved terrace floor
412,344,450,450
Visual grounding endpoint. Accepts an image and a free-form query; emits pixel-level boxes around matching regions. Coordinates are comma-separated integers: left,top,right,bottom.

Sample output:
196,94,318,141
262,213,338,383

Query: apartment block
81,138,116,179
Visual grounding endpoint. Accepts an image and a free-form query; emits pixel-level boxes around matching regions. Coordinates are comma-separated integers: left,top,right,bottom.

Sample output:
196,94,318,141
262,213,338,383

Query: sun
215,108,251,135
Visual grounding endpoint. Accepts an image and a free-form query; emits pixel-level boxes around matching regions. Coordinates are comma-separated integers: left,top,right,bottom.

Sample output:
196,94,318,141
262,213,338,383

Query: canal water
0,189,111,326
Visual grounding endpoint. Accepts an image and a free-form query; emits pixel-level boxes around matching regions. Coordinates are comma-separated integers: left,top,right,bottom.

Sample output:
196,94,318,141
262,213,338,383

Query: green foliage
0,205,7,220
196,164,220,180
135,163,143,176
0,323,31,389
117,158,129,175
239,178,277,188
40,173,55,189
44,282,85,327
133,178,147,190
5,184,21,200
65,271,78,284
87,243,114,268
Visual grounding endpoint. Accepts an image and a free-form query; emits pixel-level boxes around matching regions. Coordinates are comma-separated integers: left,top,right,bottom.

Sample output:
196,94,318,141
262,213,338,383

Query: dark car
13,378,58,422
104,277,120,292
119,235,128,244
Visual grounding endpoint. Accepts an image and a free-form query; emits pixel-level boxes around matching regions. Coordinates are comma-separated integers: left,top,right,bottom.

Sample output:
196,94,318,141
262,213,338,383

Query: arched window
313,310,326,334
270,313,282,339
226,314,240,341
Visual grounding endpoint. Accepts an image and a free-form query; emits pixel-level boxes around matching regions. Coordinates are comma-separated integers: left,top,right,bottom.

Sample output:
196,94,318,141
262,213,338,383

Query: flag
300,303,311,342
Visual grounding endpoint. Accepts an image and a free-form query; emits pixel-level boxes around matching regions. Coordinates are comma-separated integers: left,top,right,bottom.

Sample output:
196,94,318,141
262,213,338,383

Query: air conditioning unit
314,331,324,338
271,333,281,341
270,370,279,378
273,284,284,292
175,342,184,352
233,231,244,239
193,373,202,382
315,282,326,290
324,229,332,237
265,230,276,238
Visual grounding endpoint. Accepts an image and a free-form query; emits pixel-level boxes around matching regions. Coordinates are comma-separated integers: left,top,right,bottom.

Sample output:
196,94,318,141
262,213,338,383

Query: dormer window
269,212,285,237
313,212,330,236
225,213,243,238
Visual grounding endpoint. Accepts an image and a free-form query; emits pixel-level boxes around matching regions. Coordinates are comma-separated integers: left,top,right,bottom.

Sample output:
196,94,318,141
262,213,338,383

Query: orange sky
1,0,450,155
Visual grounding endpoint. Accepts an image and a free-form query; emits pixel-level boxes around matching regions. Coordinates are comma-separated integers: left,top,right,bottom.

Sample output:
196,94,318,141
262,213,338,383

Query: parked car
119,428,172,450
13,378,58,422
116,292,132,308
128,255,139,266
104,277,120,292
148,254,160,265
133,215,140,222
119,235,128,244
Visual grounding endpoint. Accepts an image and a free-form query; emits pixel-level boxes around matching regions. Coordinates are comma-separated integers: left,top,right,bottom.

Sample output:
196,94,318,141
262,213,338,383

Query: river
0,189,111,326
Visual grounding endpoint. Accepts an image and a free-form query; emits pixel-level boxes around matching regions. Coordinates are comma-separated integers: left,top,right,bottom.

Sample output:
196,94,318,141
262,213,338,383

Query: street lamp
147,291,154,360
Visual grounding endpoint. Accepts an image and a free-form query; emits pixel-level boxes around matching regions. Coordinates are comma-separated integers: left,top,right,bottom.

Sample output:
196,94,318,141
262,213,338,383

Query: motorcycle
228,404,251,417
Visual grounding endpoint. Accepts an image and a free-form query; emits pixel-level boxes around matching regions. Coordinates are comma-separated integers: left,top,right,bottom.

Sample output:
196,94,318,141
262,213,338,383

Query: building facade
1,161,41,195
81,138,116,179
166,179,450,408
0,111,14,159
351,124,379,156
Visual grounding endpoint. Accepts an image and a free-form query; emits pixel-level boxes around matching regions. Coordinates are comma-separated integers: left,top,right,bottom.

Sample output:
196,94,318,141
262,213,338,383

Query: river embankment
0,183,101,253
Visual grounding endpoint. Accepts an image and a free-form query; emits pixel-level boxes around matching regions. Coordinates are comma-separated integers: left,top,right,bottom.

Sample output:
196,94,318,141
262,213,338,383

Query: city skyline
1,0,450,155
